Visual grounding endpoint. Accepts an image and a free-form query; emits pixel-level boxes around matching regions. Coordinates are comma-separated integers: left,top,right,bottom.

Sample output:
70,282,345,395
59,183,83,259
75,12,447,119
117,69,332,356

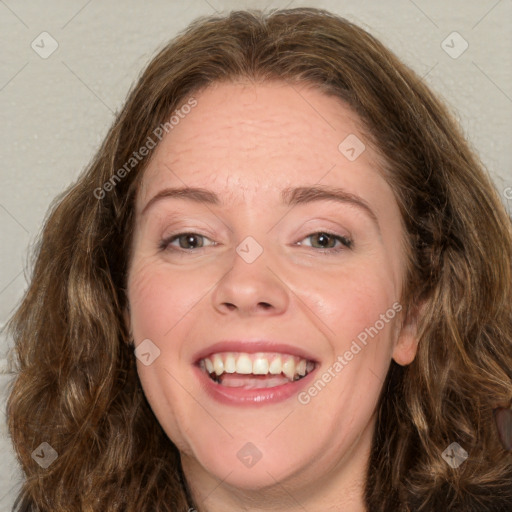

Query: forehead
136,80,389,208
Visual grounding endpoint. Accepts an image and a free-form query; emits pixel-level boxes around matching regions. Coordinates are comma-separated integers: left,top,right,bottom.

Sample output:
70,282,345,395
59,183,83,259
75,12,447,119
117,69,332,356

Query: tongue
219,373,291,388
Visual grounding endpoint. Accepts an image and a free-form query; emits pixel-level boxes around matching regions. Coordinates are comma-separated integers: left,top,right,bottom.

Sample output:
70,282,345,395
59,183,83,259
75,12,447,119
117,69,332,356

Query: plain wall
1,0,511,508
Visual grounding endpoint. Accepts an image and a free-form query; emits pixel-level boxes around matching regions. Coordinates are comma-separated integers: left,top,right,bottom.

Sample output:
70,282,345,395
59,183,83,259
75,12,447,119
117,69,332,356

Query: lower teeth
208,372,306,386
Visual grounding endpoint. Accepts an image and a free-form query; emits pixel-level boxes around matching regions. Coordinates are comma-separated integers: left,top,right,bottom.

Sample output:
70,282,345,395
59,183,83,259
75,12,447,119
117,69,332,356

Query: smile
198,352,316,388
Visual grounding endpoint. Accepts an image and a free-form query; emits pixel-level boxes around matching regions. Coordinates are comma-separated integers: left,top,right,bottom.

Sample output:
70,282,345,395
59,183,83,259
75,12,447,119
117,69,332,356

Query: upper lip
193,340,319,364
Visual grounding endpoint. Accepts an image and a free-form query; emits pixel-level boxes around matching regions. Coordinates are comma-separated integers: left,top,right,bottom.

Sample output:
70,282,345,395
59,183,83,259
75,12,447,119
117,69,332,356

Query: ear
392,301,425,366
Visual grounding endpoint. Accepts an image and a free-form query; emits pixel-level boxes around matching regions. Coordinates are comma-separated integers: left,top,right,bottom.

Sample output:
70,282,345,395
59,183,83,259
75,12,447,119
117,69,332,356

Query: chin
184,436,313,491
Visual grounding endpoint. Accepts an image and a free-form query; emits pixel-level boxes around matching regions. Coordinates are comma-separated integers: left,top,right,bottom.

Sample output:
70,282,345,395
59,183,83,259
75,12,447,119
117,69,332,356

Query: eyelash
158,231,353,254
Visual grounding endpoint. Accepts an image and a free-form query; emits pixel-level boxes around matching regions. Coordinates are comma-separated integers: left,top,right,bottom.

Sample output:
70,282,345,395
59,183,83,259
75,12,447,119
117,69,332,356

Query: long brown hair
6,7,512,511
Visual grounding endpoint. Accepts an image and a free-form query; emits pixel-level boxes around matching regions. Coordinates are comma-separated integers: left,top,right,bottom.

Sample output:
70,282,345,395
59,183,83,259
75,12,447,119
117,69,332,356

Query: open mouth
198,352,317,389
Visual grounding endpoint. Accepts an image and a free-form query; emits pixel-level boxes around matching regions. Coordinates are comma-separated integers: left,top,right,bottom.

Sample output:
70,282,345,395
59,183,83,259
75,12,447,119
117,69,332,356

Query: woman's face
126,81,419,500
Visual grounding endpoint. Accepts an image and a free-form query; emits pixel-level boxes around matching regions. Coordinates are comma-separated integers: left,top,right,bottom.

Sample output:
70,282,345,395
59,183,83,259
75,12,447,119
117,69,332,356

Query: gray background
1,0,511,508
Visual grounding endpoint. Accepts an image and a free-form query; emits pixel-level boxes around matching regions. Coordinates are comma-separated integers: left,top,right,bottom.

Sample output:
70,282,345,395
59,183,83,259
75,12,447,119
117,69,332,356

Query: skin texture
125,81,420,512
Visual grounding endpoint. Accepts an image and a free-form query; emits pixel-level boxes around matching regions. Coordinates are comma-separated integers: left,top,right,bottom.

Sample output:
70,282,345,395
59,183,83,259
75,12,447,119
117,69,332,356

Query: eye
159,232,215,251
297,231,353,252
159,230,353,254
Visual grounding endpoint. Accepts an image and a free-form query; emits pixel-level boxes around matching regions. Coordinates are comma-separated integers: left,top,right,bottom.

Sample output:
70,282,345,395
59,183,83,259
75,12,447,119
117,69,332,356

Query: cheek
306,260,400,392
135,364,194,456
127,258,198,450
128,259,165,337
127,256,204,339
309,261,399,339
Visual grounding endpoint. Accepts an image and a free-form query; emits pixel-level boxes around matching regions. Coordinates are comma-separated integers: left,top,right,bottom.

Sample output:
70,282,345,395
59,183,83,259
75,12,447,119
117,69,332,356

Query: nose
211,240,289,316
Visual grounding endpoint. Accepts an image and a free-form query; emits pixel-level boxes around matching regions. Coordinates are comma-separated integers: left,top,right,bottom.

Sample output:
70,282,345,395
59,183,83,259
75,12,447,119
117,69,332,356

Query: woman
6,7,512,511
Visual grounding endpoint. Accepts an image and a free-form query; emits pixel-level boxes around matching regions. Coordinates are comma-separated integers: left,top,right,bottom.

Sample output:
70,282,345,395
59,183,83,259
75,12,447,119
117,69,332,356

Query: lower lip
193,365,317,406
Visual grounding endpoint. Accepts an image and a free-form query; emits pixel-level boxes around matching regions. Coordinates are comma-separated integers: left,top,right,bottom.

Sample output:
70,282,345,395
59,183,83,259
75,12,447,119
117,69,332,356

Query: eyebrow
141,185,380,231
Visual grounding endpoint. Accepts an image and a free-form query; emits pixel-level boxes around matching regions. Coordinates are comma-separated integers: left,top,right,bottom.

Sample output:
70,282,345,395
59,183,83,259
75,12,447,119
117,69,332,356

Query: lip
192,340,320,406
192,340,319,364
193,363,318,406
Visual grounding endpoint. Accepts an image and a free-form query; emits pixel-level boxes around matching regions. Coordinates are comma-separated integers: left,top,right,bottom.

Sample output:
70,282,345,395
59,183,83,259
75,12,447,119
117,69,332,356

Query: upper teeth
199,352,315,381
